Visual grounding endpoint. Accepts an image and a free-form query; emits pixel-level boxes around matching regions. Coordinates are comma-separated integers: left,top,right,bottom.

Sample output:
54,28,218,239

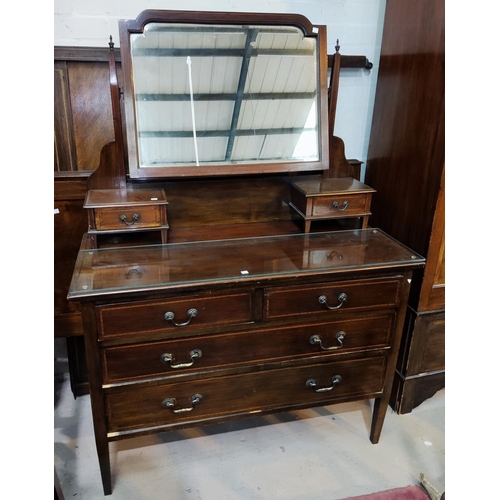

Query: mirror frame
119,10,329,179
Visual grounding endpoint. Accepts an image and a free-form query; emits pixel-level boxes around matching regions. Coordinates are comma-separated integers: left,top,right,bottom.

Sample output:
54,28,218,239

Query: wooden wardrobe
364,0,445,413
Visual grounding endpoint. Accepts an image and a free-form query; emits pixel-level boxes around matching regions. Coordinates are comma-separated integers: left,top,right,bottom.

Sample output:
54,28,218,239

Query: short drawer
102,314,394,382
105,355,387,432
94,205,162,230
97,291,253,340
265,278,402,320
312,194,370,218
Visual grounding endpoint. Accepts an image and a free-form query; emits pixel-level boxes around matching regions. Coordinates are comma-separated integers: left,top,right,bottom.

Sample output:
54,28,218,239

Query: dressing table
67,10,425,495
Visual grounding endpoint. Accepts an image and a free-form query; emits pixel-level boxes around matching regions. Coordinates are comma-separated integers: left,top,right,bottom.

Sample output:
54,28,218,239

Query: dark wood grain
364,0,445,413
67,62,115,171
418,167,445,311
364,0,444,258
54,62,78,172
54,197,88,337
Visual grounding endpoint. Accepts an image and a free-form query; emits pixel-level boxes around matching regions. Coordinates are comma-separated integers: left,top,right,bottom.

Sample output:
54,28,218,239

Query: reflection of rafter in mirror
128,22,320,167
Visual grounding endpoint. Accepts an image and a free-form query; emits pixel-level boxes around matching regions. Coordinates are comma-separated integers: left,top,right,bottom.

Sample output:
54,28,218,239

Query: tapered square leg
370,396,389,444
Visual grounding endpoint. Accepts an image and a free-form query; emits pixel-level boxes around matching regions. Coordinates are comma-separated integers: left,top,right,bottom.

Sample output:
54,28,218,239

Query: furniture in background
364,0,444,413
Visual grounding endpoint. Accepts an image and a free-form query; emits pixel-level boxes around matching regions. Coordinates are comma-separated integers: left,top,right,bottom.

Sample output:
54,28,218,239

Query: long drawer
105,355,387,432
97,291,254,339
265,277,402,320
102,314,394,383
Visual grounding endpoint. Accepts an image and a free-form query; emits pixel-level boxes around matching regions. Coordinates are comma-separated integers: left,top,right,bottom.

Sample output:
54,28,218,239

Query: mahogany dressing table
67,10,425,495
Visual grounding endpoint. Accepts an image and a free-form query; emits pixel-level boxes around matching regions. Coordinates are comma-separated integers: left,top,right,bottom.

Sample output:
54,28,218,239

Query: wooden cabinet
69,230,423,494
364,0,445,413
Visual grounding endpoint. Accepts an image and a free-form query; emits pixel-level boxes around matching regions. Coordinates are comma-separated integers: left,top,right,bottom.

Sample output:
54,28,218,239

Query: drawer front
94,205,162,230
102,314,394,382
265,278,401,320
97,292,253,340
105,355,387,432
312,194,369,217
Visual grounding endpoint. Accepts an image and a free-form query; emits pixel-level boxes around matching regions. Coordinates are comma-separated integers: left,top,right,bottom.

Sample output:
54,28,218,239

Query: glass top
68,229,424,299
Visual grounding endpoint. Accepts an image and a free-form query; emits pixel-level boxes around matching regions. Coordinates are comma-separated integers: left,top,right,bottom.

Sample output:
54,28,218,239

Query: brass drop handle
332,200,349,211
119,213,140,225
306,375,342,393
164,308,198,327
160,349,202,369
318,293,347,310
309,331,346,351
162,394,203,413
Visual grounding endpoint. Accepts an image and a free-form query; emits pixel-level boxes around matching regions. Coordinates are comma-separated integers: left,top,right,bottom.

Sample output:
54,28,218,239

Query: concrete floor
54,341,444,500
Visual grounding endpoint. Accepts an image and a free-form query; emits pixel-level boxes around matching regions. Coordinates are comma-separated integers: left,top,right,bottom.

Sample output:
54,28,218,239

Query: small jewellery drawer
93,205,162,231
105,355,387,432
312,194,370,218
97,291,253,340
265,278,402,320
102,314,394,383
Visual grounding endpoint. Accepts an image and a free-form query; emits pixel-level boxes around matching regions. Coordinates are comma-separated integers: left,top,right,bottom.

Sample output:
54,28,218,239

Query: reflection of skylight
292,103,318,159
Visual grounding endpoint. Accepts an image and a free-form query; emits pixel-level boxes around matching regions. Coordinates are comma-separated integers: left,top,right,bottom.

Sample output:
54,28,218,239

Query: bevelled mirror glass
119,11,329,178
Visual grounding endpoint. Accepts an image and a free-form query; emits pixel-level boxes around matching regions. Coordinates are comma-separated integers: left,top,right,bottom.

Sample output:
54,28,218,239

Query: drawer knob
119,213,140,225
332,200,349,211
318,293,347,310
162,394,203,413
309,331,346,351
306,375,342,393
164,308,198,327
160,349,202,369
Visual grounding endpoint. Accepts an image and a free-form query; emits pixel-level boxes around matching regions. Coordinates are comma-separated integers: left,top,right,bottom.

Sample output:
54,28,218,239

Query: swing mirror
119,10,329,178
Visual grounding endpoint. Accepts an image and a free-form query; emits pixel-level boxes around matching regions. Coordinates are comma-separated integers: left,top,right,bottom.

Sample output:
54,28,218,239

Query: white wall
54,0,386,178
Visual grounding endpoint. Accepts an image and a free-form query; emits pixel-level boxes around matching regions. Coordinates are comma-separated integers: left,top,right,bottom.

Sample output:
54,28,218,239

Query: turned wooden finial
109,35,114,50
335,39,340,53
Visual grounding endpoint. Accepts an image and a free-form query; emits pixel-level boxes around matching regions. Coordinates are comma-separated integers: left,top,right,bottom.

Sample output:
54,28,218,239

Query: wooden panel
54,196,89,337
391,371,444,415
364,0,445,258
67,62,115,171
54,62,77,172
105,355,386,432
407,311,445,375
419,167,445,311
54,172,89,201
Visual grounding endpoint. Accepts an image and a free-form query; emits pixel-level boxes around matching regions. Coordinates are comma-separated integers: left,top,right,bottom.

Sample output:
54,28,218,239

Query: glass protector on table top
68,229,425,298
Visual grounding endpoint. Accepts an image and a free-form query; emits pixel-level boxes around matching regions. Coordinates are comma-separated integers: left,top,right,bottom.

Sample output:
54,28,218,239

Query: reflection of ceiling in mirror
130,24,319,166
